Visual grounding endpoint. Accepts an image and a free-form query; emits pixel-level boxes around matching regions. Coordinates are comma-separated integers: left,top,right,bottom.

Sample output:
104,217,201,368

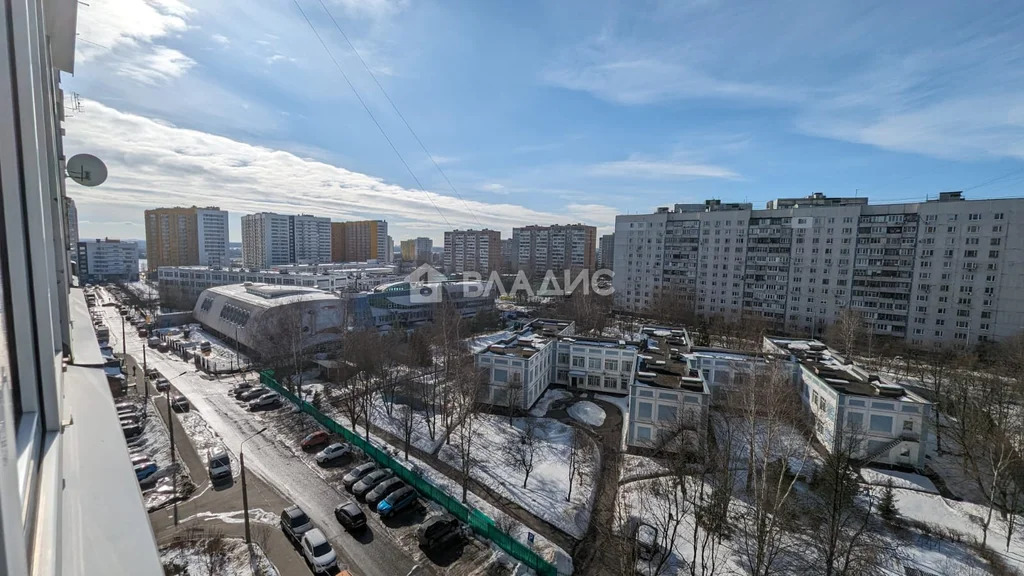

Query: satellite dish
66,154,107,187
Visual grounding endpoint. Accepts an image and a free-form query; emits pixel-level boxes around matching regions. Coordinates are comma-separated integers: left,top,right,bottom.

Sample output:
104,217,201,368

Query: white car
300,528,337,573
314,443,352,465
248,392,281,411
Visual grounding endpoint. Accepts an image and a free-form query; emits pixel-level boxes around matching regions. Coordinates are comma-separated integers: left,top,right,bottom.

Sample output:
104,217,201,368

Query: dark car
342,462,377,490
377,486,417,517
280,505,314,544
154,378,170,392
353,469,395,498
365,477,404,507
334,499,367,531
238,386,268,401
417,514,462,550
122,423,143,439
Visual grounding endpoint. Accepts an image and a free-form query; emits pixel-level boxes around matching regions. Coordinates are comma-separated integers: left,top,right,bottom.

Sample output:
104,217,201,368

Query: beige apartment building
144,206,229,273
331,220,390,263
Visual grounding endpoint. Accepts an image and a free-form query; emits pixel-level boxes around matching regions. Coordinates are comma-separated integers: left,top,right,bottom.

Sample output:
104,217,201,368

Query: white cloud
76,0,192,61
117,46,195,85
585,158,740,180
64,101,616,242
211,34,230,45
479,183,506,193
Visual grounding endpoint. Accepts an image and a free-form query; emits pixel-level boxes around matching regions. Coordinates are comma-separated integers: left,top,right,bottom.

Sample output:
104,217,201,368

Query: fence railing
259,371,560,576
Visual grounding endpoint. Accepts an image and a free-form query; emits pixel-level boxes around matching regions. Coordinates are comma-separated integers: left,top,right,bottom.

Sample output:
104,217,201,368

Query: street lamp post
120,312,127,356
234,325,240,372
240,427,267,546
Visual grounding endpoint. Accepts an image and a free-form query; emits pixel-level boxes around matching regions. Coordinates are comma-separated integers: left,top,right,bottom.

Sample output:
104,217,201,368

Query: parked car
365,477,404,507
138,328,148,338
134,461,158,482
154,378,170,392
147,337,160,348
122,423,142,439
300,430,330,450
230,382,253,396
377,486,417,517
314,443,352,466
342,462,377,490
207,448,232,480
417,514,462,550
280,505,314,544
119,413,143,426
635,523,658,560
353,469,396,498
146,367,160,380
171,395,189,411
300,528,338,573
116,403,140,415
334,499,367,531
238,386,268,401
248,392,281,411
130,453,153,467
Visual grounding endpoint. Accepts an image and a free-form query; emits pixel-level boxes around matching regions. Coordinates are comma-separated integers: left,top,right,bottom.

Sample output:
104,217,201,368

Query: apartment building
1,0,162,571
76,239,140,283
599,233,614,269
331,220,390,263
765,337,932,468
400,237,433,263
443,229,502,275
512,224,597,276
627,326,710,451
290,214,332,264
66,195,79,252
613,192,1024,345
145,206,229,273
241,212,293,268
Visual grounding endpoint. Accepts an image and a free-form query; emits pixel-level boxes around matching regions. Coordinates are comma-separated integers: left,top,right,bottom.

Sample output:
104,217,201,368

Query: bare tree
825,308,866,361
452,361,484,502
395,383,417,460
734,361,812,576
566,426,596,503
681,412,735,576
252,308,310,394
507,372,523,424
637,476,687,576
194,529,229,576
376,330,405,417
646,283,697,328
503,417,540,489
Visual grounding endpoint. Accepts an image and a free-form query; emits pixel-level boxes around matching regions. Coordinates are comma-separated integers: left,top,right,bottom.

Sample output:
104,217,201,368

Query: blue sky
64,0,1024,244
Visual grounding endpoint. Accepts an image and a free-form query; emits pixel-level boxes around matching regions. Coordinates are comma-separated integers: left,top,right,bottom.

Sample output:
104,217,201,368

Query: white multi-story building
444,229,502,275
290,214,332,264
195,207,230,268
552,334,638,394
613,192,1024,345
764,337,933,468
512,224,597,276
76,239,140,283
241,212,292,269
626,326,710,452
66,195,79,253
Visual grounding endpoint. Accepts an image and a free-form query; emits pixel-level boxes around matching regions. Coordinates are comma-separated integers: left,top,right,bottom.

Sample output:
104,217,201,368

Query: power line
963,166,1024,192
291,0,451,227
313,0,484,230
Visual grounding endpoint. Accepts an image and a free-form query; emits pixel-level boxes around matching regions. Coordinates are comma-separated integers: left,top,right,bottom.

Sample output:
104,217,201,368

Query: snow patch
568,401,606,427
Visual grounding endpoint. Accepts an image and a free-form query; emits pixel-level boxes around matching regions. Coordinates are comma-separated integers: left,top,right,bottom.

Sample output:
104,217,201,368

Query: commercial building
400,237,433,263
764,337,933,468
192,283,344,359
599,233,614,269
76,239,140,283
331,220,390,263
512,224,597,276
613,192,1024,345
1,0,162,572
443,229,502,275
241,212,331,269
347,280,495,330
157,263,402,309
144,206,229,273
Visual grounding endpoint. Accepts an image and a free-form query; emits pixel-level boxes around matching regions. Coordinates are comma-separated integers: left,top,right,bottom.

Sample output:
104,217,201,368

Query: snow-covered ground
620,454,669,483
439,415,597,539
127,400,193,510
568,401,606,427
160,536,277,576
861,467,938,494
178,408,239,479
466,330,514,353
530,388,571,417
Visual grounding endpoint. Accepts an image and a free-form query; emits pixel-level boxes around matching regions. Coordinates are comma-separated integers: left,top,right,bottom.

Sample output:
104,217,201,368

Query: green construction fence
259,371,560,576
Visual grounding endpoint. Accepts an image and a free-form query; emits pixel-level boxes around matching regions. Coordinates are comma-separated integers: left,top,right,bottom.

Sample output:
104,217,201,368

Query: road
98,291,424,576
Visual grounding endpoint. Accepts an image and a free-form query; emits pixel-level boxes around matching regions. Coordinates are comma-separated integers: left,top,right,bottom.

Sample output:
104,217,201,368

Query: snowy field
530,388,571,417
127,400,193,510
439,415,598,539
178,408,240,479
568,401,606,427
161,536,277,576
620,454,670,483
861,467,938,493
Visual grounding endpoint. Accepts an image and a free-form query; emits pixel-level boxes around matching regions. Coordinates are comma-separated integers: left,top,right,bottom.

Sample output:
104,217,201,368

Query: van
207,448,232,480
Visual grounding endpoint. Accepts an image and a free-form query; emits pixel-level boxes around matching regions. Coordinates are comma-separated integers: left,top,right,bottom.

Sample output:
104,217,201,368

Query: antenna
66,153,108,187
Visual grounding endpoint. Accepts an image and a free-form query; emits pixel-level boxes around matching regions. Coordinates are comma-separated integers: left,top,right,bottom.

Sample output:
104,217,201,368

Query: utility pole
120,313,126,356
167,384,177,526
241,427,268,546
234,324,240,372
142,340,148,404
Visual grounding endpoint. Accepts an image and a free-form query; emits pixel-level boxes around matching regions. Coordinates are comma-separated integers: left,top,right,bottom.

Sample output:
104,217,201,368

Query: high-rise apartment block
331,220,390,263
599,233,614,269
512,224,597,276
77,239,140,283
613,192,1024,346
443,229,502,275
401,237,433,263
241,212,332,269
66,196,79,252
144,206,229,273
